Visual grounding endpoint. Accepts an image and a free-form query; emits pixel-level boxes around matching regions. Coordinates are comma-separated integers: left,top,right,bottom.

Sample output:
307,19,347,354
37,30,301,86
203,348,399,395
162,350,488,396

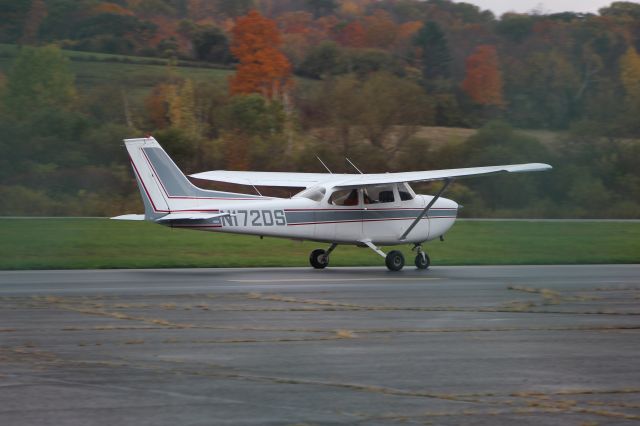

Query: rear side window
363,185,396,204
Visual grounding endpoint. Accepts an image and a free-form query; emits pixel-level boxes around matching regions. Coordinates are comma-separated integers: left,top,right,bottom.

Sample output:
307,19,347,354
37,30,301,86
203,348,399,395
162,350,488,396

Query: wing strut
400,178,453,241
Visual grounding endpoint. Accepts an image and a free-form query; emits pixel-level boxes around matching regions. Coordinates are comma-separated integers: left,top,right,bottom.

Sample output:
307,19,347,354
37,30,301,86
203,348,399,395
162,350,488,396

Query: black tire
385,250,405,271
310,249,329,269
415,252,430,270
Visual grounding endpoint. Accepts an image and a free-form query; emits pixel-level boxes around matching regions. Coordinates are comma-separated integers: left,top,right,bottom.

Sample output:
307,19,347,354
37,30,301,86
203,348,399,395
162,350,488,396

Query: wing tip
508,163,553,173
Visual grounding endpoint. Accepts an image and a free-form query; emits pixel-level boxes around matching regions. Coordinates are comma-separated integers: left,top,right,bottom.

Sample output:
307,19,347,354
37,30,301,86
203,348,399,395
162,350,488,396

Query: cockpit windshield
399,182,415,200
293,186,326,202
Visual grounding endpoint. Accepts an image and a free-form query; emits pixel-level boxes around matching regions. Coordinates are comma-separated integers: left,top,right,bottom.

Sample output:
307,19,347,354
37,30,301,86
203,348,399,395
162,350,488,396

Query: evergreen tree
413,21,451,82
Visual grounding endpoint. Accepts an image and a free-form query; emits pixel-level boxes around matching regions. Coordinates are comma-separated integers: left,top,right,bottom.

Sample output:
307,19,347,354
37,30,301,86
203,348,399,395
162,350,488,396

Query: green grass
0,218,638,270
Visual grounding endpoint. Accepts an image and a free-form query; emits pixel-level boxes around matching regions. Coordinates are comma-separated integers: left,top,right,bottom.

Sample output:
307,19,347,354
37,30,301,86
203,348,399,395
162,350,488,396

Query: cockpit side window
329,189,360,206
363,185,396,204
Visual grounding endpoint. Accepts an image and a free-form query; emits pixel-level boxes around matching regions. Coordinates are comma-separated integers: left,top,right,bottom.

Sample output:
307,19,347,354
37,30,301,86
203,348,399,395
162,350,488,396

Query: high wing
332,163,551,188
190,163,551,189
189,170,349,188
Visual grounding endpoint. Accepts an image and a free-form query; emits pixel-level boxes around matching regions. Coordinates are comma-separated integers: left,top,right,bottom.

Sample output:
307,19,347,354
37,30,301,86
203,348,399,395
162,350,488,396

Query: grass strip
0,218,638,270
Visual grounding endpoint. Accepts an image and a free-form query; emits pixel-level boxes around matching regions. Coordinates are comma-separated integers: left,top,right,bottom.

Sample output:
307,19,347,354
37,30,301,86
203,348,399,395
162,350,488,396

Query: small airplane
113,137,551,271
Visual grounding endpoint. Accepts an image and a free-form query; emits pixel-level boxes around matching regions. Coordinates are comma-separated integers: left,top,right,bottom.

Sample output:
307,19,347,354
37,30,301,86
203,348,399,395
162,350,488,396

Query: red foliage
338,21,366,47
462,45,505,106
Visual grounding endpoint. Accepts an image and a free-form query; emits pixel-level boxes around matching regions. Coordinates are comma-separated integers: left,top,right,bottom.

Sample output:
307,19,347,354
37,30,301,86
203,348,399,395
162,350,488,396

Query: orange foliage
394,20,422,51
229,10,292,98
462,45,505,106
363,10,398,48
338,21,366,47
220,18,235,33
397,21,423,41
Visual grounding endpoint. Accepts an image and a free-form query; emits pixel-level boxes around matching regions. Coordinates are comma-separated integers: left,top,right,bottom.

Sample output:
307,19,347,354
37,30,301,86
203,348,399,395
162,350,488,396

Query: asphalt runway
1,265,639,425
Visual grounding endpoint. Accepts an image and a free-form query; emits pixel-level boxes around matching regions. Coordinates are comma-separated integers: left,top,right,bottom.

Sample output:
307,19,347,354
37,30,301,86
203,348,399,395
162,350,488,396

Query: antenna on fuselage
315,155,333,174
345,157,364,174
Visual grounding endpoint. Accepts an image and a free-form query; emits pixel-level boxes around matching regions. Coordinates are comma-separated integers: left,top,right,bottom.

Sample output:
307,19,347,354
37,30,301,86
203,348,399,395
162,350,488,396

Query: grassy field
0,43,232,102
0,218,638,270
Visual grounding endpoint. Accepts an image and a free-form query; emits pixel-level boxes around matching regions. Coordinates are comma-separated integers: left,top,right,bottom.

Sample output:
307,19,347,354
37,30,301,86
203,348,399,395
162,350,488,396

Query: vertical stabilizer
124,137,261,220
125,138,171,220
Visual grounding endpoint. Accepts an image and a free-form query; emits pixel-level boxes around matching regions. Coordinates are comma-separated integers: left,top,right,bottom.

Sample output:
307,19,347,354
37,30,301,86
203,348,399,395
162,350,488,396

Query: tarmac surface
1,265,639,425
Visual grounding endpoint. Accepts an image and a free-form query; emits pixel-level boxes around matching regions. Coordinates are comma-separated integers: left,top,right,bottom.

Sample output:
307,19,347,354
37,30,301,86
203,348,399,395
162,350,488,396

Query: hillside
0,43,232,104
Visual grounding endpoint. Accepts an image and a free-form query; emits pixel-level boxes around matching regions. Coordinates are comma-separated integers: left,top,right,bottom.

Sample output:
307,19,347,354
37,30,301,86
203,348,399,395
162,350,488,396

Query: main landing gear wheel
310,249,329,269
415,252,430,270
385,250,405,271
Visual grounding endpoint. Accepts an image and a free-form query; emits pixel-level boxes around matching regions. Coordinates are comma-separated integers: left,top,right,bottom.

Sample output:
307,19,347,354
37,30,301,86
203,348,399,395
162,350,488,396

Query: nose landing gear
413,244,430,270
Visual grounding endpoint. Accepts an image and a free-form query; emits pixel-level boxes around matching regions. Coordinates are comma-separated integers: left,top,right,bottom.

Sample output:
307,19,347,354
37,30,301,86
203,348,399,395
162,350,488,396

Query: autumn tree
462,45,504,107
363,10,397,49
337,20,366,48
620,46,640,99
229,10,292,99
395,20,422,51
20,0,47,45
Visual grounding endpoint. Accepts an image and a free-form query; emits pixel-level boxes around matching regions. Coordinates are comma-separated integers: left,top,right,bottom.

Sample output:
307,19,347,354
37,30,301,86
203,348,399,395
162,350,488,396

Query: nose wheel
413,244,430,270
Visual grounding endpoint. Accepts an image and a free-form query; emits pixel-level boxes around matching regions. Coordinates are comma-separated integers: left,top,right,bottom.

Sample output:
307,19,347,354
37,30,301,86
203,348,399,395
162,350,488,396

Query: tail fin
124,137,260,220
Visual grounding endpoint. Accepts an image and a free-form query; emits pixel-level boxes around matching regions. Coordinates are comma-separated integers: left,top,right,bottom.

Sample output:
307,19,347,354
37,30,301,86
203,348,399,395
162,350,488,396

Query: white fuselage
164,193,458,246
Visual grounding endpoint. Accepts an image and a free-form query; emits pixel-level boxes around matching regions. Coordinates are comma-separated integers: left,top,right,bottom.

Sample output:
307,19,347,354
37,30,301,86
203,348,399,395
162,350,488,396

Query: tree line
0,1,639,217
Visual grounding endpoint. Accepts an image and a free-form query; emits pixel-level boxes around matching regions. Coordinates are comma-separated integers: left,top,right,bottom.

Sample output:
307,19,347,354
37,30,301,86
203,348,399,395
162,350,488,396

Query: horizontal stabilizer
154,212,231,222
111,214,146,221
